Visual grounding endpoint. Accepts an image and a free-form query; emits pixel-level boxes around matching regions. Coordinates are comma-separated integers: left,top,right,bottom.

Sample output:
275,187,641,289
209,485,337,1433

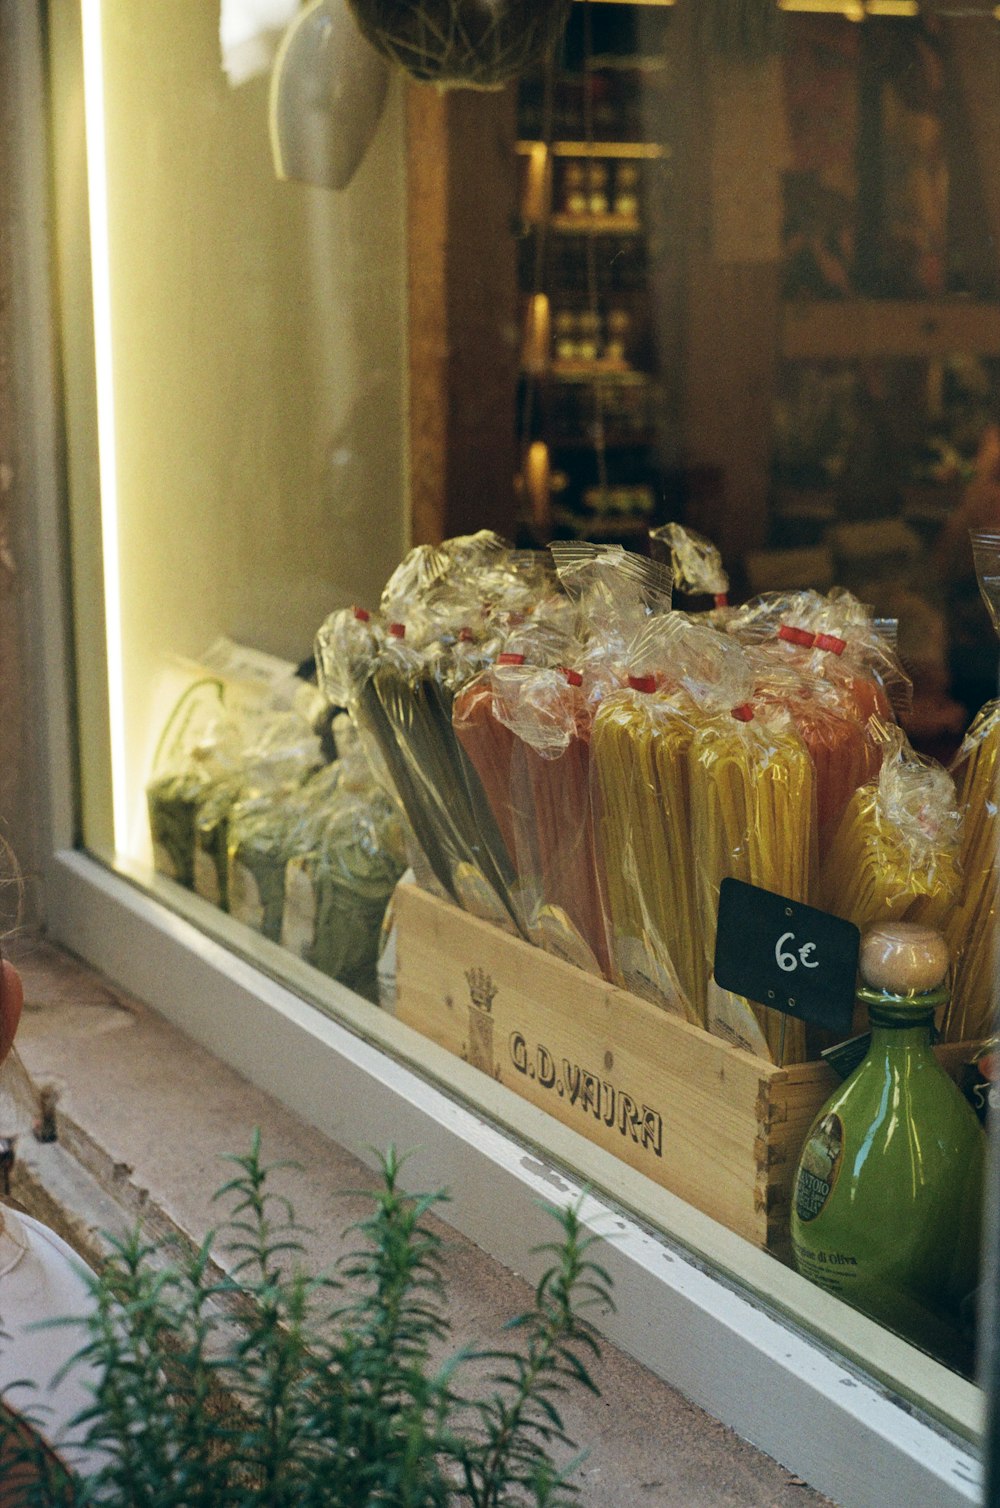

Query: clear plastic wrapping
728,586,910,724
649,521,730,605
224,718,327,940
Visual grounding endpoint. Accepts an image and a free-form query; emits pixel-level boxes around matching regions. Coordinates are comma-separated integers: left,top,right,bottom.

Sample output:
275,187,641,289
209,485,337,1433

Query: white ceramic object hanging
269,0,390,190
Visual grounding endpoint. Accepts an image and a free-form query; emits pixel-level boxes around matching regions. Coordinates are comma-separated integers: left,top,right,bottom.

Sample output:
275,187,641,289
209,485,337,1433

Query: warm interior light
525,441,552,528
778,0,917,12
522,143,549,225
81,0,128,854
523,293,552,375
779,0,919,13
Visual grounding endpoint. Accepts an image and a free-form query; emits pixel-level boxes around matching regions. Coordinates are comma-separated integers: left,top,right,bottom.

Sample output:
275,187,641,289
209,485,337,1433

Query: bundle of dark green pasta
370,639,520,931
315,538,552,929
147,711,243,890
225,721,328,941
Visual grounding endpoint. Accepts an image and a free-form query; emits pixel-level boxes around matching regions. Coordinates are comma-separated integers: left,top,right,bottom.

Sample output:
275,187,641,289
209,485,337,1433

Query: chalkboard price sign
714,878,861,1036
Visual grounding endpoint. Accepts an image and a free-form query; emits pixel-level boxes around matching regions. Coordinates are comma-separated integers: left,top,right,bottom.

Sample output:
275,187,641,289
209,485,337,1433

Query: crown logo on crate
465,967,498,1014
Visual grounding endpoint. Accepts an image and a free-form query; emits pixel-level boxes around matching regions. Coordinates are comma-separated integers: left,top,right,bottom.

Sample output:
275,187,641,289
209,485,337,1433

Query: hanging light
345,0,573,90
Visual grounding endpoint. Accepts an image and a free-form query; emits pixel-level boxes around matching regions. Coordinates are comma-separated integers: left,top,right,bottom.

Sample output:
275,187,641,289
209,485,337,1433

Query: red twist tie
388,622,406,639
731,702,754,722
627,674,657,694
561,667,583,687
714,593,729,609
815,633,847,656
778,624,815,648
498,652,526,666
352,605,371,623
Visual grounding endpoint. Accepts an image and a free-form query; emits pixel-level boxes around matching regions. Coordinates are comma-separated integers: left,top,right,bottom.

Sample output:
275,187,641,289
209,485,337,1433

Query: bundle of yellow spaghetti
644,616,817,1062
751,654,883,859
591,685,703,1022
688,706,815,1063
944,701,1000,1042
821,729,961,1030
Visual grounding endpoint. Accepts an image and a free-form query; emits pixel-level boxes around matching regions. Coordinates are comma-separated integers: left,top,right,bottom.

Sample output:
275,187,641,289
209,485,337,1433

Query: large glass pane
50,0,998,1419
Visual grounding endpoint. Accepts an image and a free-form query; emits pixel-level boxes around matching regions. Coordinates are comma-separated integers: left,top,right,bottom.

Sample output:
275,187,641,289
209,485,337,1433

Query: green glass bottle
790,923,985,1372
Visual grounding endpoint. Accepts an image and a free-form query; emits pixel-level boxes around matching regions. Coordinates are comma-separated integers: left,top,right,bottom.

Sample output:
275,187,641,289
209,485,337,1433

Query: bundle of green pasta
821,727,961,1032
944,701,1000,1043
281,748,406,1000
192,709,324,909
368,622,522,930
147,709,243,890
225,716,326,941
674,618,817,1063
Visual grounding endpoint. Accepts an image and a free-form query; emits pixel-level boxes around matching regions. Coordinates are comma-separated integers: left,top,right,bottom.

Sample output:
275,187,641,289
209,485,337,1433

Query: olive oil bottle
790,923,985,1371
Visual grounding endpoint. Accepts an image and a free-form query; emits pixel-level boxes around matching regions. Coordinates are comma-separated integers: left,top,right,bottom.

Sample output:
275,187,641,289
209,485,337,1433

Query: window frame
4,4,990,1503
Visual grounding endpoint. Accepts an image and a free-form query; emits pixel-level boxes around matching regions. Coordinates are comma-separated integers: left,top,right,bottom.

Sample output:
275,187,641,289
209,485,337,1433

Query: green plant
1,1137,613,1507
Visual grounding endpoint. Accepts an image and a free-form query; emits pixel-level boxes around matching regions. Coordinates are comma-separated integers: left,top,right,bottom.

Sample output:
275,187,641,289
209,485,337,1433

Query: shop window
41,0,998,1447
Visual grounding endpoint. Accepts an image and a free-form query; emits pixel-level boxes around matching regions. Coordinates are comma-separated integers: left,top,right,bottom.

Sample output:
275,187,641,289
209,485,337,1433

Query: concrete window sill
5,933,834,1508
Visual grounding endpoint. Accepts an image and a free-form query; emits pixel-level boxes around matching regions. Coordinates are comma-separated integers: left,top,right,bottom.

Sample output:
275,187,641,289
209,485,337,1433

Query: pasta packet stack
281,747,406,1000
676,619,817,1063
314,536,545,928
454,546,671,974
147,711,244,890
590,617,703,1023
225,715,327,941
944,701,1000,1043
194,709,323,909
821,725,961,1031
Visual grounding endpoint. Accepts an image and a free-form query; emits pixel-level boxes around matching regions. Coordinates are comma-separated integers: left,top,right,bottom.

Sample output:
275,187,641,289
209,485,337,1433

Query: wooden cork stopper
859,923,950,995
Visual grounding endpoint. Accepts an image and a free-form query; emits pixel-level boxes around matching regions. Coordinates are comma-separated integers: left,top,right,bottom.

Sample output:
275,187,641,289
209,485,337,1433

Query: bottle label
794,1112,844,1223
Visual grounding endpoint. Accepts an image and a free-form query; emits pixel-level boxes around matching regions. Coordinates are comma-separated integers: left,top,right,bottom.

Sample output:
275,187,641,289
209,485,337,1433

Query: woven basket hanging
345,0,573,89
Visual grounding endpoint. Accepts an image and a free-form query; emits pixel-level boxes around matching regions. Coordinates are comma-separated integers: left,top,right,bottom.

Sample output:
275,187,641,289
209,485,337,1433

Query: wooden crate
394,884,840,1254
